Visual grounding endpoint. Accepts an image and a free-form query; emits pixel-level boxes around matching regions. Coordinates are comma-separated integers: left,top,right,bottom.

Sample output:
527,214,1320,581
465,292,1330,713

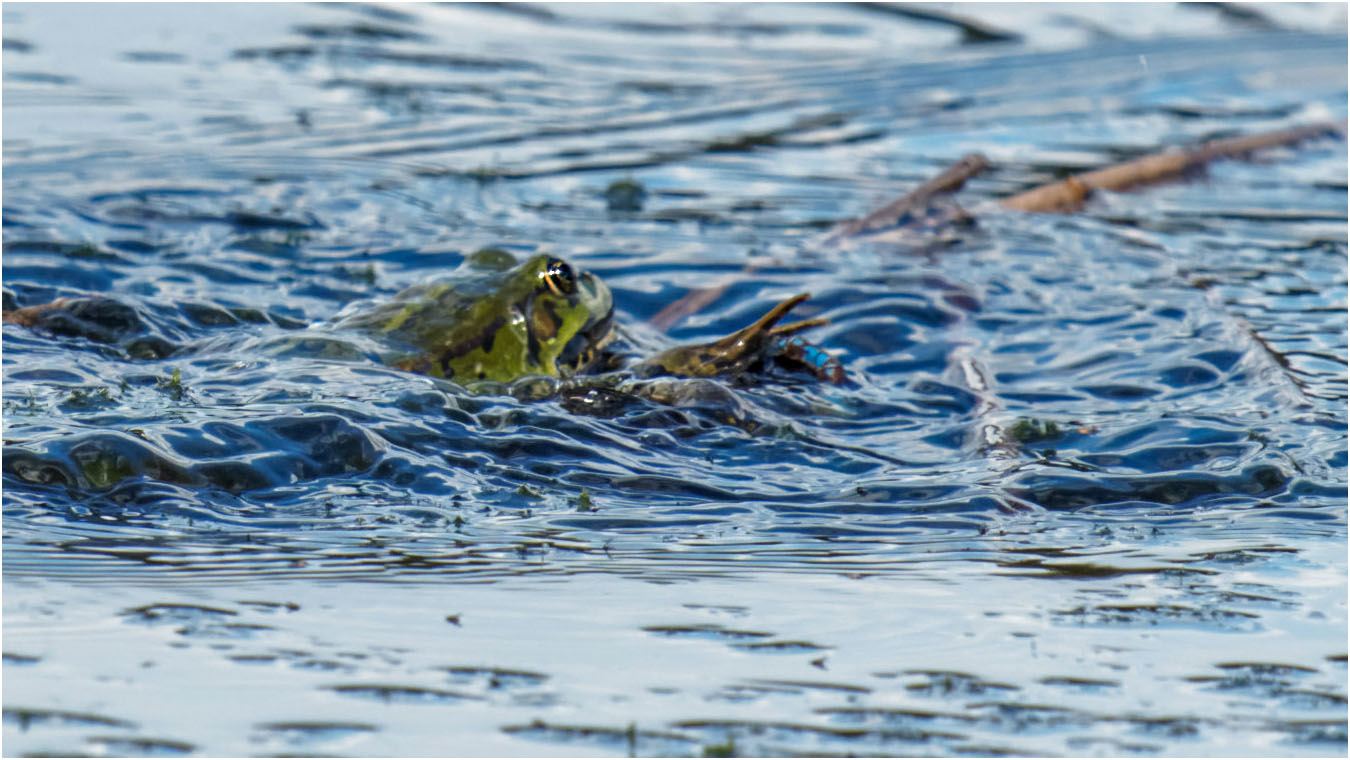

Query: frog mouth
552,269,615,375
557,305,615,375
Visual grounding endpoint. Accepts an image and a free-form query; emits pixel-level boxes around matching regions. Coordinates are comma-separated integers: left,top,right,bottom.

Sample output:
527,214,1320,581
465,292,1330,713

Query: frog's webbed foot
636,293,840,382
770,334,846,385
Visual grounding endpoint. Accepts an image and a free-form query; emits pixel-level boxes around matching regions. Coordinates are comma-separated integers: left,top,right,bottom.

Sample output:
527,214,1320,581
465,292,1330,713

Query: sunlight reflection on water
3,2,1346,756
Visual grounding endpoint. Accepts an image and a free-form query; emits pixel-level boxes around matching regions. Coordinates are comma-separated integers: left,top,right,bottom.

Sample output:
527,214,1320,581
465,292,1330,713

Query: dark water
3,3,1346,756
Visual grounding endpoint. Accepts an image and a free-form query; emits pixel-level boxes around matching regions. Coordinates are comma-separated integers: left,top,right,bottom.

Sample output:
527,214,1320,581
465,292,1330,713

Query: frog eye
541,259,576,296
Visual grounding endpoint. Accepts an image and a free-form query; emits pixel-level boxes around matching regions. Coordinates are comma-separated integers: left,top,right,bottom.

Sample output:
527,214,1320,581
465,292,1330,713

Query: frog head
346,253,614,382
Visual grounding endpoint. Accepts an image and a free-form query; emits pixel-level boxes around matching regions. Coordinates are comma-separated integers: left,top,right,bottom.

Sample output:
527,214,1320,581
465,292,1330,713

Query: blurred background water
3,3,1346,756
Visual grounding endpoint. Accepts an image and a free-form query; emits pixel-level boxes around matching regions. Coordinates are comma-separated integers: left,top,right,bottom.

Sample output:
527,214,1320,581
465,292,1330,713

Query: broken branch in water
824,152,990,242
649,153,991,331
650,121,1342,330
999,120,1345,213
648,268,750,332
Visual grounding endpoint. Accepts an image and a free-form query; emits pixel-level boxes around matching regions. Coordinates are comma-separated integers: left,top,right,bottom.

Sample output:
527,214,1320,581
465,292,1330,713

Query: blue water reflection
3,3,1346,756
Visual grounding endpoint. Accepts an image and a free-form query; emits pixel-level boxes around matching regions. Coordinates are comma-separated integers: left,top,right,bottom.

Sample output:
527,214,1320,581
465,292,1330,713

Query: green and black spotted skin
337,252,614,382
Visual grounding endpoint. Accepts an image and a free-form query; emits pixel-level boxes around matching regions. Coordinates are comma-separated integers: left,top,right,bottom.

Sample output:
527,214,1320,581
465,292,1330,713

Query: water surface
3,3,1346,756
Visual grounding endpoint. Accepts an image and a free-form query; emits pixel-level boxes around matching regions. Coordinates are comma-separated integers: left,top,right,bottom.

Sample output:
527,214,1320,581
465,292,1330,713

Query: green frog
332,249,619,382
3,248,842,389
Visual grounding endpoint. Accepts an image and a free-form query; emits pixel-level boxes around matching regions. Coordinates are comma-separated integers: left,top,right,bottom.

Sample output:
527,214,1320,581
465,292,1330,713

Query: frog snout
579,272,613,316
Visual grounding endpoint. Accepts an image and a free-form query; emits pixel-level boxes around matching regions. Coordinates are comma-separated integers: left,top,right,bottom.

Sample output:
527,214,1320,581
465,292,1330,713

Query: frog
337,248,842,387
2,248,844,391
330,249,619,383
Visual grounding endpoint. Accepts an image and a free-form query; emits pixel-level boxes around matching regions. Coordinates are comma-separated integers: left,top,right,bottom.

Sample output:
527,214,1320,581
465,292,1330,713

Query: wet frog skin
2,249,841,387
334,251,617,383
341,251,838,385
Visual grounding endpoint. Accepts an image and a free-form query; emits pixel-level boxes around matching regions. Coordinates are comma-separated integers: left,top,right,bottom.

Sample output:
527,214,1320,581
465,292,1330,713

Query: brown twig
1000,121,1345,213
647,259,767,332
824,152,990,242
649,122,1342,330
649,153,990,332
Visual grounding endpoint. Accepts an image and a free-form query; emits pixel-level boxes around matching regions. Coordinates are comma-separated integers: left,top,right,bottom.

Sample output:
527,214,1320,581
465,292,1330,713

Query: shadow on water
3,2,1346,757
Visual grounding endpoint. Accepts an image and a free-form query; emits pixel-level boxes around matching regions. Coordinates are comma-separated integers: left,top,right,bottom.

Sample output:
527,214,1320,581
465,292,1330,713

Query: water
3,3,1346,756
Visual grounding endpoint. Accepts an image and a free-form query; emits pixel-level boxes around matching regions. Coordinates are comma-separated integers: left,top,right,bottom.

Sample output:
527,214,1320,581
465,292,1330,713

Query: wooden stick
649,153,990,332
648,272,749,332
1000,121,1345,213
649,122,1341,330
825,152,990,240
